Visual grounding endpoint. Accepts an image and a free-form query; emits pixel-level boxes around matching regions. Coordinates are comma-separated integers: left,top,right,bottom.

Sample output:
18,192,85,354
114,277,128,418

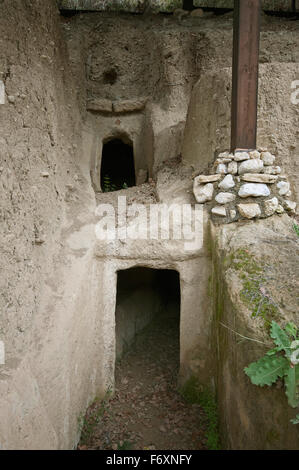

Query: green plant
293,223,299,238
102,176,129,192
291,414,299,425
179,377,220,450
117,440,133,450
79,388,112,444
245,321,299,420
103,175,117,193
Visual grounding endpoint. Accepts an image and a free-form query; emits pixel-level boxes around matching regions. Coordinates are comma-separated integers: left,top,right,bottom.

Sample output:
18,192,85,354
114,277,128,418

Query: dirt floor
78,307,208,451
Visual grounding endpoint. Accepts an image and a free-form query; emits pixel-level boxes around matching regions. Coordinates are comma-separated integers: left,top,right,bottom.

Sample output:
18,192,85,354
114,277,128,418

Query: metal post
231,0,261,152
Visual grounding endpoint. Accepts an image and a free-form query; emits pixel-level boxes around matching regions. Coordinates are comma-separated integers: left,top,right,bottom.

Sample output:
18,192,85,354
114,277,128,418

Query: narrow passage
79,299,208,450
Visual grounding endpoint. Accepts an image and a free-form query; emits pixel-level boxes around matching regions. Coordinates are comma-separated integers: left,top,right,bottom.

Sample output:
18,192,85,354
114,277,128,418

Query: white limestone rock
193,182,214,203
241,173,278,184
211,206,227,217
218,174,235,190
216,152,232,164
261,152,275,166
249,150,261,159
217,151,230,159
283,200,297,212
238,159,264,175
228,161,238,175
238,203,261,219
277,181,290,196
215,192,236,204
216,157,232,164
276,205,284,214
216,163,227,175
234,151,250,162
194,174,222,184
230,209,237,219
264,197,279,217
263,166,281,175
238,183,270,198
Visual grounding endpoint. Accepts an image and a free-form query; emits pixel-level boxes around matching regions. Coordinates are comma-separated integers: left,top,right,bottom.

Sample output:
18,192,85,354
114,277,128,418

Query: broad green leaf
266,347,280,356
270,321,291,352
291,414,299,425
244,355,288,387
285,322,298,340
284,366,299,408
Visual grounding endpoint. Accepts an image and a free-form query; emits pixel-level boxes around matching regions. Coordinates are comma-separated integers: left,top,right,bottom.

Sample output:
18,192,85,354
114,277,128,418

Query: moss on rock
230,248,280,327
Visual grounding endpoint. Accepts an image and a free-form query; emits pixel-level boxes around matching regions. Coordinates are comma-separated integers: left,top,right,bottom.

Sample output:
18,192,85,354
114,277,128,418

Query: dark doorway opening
101,138,136,192
79,267,208,450
115,267,180,361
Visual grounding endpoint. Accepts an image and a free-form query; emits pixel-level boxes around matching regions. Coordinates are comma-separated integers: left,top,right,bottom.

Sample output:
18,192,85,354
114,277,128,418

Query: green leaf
291,414,299,425
293,223,299,238
270,321,291,352
284,365,299,408
266,347,280,356
244,355,289,387
285,322,298,340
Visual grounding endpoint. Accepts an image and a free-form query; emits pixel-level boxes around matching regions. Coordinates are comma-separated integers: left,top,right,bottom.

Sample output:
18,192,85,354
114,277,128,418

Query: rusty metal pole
231,0,261,152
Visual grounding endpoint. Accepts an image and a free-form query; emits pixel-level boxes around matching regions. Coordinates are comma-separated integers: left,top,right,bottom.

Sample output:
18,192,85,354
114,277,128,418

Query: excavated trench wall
65,12,202,185
0,3,214,449
0,0,103,450
211,219,299,450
